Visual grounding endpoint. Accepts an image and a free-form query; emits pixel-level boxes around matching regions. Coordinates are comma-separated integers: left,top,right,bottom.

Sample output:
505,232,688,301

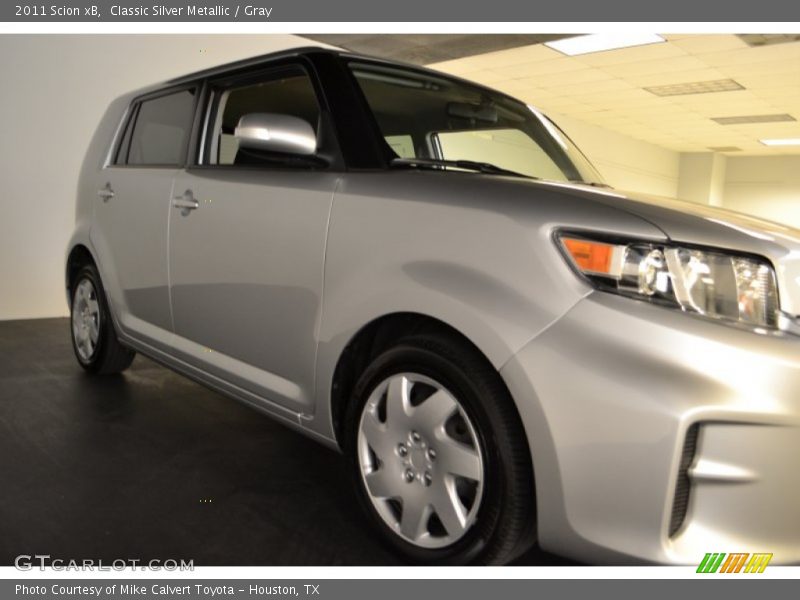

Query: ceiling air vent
737,34,800,47
712,114,796,125
644,79,744,97
707,146,742,152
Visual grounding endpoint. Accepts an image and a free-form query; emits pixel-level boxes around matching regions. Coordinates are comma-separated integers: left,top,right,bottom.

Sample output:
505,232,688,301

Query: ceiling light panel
545,33,665,56
644,78,744,96
760,138,800,146
712,114,796,125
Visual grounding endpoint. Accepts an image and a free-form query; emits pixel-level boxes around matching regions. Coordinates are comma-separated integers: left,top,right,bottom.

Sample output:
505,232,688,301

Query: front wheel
345,332,535,565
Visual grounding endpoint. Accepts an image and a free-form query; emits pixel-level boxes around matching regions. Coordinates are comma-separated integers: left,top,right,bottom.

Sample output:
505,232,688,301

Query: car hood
535,179,800,317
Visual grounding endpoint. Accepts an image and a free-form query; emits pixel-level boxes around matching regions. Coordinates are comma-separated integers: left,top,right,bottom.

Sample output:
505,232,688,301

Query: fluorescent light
760,138,800,146
545,33,665,56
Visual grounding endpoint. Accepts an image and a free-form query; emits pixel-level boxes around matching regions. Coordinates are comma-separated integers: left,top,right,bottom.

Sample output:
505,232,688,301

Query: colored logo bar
697,553,773,573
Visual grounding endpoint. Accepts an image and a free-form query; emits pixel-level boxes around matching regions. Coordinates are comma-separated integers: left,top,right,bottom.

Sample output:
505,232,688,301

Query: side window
384,134,416,158
206,67,322,167
119,89,196,166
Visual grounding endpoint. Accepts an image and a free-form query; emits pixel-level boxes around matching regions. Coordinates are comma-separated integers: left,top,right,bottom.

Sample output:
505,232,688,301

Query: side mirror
234,113,317,156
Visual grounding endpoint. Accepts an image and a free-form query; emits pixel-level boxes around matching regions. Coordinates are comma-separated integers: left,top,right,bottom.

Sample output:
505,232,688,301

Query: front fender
310,171,667,442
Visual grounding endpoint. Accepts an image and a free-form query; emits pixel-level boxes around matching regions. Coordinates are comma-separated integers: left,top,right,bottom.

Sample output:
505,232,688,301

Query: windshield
350,62,606,186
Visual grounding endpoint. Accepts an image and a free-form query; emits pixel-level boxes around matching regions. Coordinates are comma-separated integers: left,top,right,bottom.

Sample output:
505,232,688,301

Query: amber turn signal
561,237,615,275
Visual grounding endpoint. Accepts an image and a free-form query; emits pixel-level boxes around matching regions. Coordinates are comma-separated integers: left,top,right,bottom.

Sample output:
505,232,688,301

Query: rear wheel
345,332,535,565
70,264,135,374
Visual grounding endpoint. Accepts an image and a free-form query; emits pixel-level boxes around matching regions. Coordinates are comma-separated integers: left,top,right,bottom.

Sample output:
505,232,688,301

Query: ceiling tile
722,72,800,90
727,122,800,137
714,60,800,78
661,34,698,41
599,55,709,78
571,42,688,67
621,68,729,88
526,68,616,88
457,69,510,85
493,57,587,78
698,42,800,68
669,34,748,55
539,78,634,96
463,44,563,69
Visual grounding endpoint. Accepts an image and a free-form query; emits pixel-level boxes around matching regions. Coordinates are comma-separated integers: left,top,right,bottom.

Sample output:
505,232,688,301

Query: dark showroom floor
0,318,574,566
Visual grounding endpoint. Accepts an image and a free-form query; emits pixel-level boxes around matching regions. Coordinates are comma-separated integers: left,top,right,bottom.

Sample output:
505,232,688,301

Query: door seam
166,173,179,333
307,175,342,422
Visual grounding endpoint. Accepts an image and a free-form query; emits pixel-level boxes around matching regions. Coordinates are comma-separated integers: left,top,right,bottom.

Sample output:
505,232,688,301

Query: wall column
677,152,727,206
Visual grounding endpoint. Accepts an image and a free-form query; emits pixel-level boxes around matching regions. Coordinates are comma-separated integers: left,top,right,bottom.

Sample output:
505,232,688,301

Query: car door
90,86,198,350
167,63,340,415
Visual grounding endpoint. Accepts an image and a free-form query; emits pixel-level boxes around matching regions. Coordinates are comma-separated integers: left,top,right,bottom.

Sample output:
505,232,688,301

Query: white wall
677,152,727,206
722,155,800,229
554,113,681,198
555,120,800,233
0,35,320,320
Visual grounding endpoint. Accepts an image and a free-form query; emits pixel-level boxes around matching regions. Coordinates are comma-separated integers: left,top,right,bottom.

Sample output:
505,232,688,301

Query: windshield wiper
390,157,535,180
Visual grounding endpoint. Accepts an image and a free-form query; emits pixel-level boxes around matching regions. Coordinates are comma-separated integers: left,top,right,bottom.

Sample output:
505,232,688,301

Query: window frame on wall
111,83,201,169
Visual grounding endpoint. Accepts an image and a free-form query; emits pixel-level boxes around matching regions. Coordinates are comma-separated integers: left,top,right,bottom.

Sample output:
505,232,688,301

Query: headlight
558,233,780,329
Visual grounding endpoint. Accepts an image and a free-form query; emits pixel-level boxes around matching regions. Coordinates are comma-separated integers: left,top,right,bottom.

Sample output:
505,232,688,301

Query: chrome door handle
172,190,199,211
97,184,115,201
173,198,199,210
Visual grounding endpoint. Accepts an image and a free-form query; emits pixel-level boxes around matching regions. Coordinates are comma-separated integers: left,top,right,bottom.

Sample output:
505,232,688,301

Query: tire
70,264,135,375
344,331,535,565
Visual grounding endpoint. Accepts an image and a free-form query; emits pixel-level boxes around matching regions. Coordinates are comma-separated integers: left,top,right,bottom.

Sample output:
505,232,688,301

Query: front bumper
500,291,800,565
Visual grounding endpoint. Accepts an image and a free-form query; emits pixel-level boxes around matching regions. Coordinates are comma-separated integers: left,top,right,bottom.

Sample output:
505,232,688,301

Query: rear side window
117,89,196,166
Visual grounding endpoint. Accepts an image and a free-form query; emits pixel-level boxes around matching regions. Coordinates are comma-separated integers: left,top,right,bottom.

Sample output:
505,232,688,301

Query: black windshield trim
390,157,535,180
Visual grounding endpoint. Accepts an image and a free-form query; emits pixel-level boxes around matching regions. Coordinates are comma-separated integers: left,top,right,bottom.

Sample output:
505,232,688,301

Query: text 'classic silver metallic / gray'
66,47,800,565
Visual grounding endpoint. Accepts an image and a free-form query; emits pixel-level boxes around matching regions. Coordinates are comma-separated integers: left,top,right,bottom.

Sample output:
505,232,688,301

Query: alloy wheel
72,278,101,361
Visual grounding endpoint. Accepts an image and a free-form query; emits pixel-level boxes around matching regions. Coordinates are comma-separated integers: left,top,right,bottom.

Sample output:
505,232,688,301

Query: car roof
164,45,340,85
127,44,535,114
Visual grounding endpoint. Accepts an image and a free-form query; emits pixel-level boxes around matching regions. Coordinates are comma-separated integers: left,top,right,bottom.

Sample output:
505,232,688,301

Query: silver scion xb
66,47,800,565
